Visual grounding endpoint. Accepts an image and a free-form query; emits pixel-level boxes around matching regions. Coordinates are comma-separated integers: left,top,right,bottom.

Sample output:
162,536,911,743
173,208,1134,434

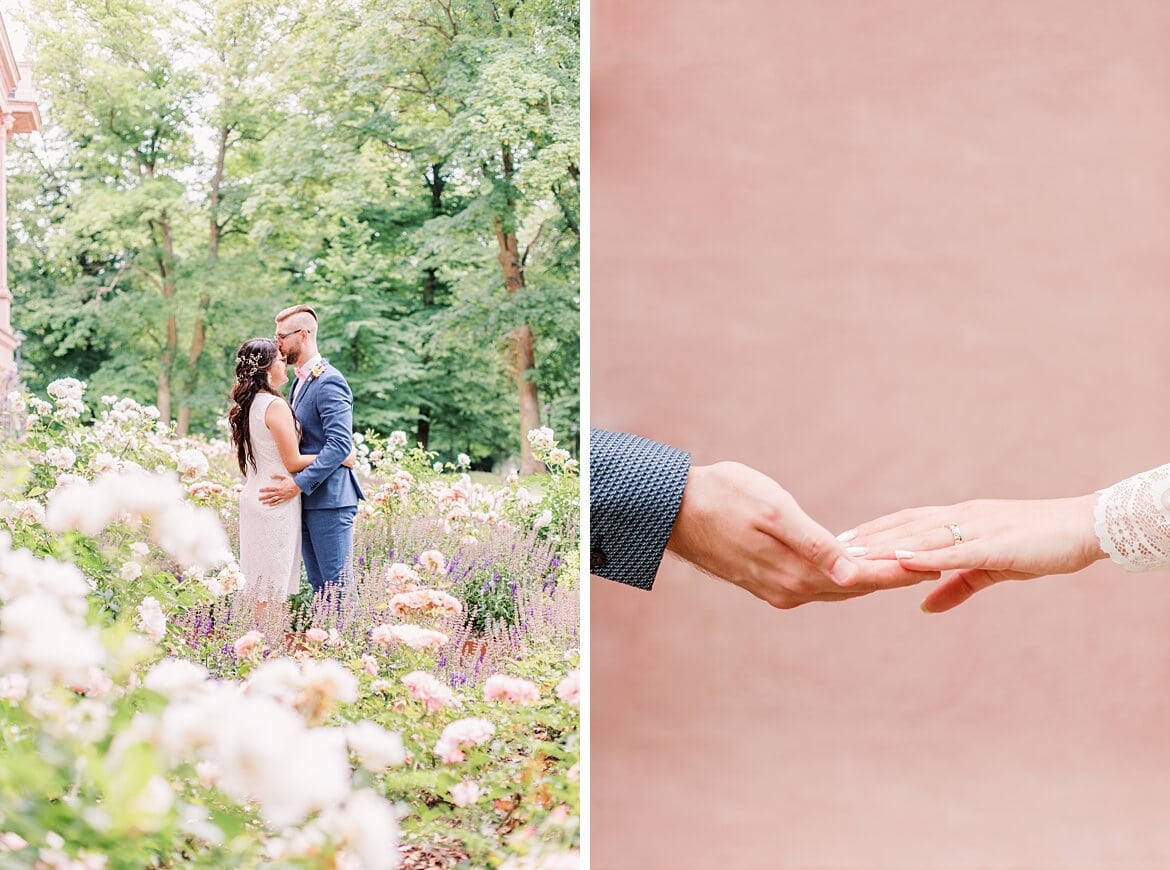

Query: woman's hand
341,447,358,469
846,494,1106,612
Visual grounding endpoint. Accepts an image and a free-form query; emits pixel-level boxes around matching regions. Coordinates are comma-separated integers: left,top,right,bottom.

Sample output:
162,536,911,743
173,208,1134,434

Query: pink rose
389,589,462,617
434,717,495,764
549,805,570,824
371,624,448,651
446,504,471,523
556,670,580,707
386,562,421,587
417,549,447,574
484,674,540,706
232,630,264,657
0,832,28,851
450,780,482,807
402,670,457,712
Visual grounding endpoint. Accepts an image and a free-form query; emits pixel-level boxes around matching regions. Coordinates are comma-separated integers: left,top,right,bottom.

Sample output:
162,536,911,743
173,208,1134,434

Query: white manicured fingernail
845,546,867,556
829,555,859,586
837,529,858,543
895,550,916,560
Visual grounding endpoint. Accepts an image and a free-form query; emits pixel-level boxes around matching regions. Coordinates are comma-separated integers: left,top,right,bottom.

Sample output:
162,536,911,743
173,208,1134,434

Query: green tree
8,0,579,464
256,0,579,468
12,0,289,433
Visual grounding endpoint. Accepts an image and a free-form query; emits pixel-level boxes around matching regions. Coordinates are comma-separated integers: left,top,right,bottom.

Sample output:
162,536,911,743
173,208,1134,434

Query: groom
260,304,364,595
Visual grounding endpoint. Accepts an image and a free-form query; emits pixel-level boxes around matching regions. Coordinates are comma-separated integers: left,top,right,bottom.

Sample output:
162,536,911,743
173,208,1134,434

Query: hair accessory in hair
237,350,269,380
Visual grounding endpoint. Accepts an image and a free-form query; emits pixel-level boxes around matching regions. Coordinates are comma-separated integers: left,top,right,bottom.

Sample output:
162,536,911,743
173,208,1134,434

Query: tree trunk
176,303,207,436
428,162,445,220
158,364,172,423
510,323,540,474
416,264,439,449
492,143,541,474
160,308,177,423
416,264,438,449
417,164,445,448
150,214,178,423
417,407,432,449
177,125,229,435
493,213,541,474
494,221,524,293
554,161,580,235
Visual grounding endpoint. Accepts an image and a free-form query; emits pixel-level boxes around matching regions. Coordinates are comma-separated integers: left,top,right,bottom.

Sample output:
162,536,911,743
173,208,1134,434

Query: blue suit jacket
289,363,365,510
589,428,691,590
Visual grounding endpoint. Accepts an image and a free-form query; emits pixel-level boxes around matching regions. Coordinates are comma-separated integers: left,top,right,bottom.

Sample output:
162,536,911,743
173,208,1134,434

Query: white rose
526,426,555,449
45,447,77,470
345,721,407,771
136,596,167,642
176,448,209,482
450,780,482,807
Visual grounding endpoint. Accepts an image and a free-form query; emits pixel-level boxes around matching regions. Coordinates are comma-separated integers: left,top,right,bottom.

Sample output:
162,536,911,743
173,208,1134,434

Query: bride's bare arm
265,399,357,474
265,399,317,474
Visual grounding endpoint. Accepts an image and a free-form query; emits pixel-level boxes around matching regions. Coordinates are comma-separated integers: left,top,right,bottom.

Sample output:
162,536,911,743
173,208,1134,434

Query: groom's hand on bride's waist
665,462,940,609
259,474,302,506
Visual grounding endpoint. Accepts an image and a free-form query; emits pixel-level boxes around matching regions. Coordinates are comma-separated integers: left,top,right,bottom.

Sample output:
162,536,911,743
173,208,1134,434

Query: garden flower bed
0,380,579,869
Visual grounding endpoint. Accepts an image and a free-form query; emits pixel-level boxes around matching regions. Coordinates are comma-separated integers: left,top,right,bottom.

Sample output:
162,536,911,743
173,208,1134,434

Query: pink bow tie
295,364,310,381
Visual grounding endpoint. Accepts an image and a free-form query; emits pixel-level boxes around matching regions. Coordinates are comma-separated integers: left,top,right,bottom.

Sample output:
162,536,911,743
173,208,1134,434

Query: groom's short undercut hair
276,304,318,323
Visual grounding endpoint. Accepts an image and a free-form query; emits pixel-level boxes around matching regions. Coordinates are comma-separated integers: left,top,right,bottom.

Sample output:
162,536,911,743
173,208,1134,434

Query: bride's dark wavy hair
228,337,281,475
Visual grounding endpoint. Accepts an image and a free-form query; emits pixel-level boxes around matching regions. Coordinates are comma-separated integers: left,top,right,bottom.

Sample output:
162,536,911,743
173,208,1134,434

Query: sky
4,5,29,59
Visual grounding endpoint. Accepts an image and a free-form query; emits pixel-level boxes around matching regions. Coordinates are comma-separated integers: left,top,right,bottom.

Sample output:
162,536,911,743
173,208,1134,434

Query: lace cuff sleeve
1094,463,1170,572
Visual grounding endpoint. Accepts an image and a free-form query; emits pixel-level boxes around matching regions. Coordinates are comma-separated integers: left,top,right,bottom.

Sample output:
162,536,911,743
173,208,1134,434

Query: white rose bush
0,381,580,868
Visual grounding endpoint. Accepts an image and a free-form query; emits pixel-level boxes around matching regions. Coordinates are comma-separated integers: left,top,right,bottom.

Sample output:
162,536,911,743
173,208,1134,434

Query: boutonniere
309,361,327,381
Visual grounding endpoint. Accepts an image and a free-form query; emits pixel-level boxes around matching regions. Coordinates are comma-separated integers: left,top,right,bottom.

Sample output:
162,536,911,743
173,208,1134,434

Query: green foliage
9,0,580,465
0,380,579,865
455,565,521,634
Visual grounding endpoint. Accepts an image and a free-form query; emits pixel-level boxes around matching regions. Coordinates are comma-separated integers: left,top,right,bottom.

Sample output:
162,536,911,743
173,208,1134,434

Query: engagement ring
946,523,963,546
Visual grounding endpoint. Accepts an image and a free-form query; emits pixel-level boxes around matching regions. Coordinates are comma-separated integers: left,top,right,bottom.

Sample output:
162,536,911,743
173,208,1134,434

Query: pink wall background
591,1,1170,868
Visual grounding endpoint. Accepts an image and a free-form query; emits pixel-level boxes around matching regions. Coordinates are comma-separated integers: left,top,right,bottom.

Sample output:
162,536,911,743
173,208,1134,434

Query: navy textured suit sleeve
589,428,692,590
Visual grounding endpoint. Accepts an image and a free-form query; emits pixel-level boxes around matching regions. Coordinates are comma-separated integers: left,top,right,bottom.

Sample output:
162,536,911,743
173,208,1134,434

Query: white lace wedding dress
238,392,302,601
1096,464,1170,571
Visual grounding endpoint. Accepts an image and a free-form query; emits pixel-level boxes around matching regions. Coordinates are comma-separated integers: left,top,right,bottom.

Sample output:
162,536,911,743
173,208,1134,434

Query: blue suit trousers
301,506,357,593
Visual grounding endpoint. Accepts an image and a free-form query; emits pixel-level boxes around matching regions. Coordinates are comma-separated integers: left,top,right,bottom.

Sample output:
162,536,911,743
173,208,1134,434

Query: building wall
0,13,40,373
591,2,1170,867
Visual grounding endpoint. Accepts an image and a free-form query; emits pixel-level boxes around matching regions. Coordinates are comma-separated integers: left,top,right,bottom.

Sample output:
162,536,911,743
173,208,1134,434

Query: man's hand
665,461,938,609
259,474,302,506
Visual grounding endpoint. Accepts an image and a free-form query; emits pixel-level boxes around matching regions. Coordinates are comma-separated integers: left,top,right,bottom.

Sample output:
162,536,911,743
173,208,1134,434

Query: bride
228,337,354,620
845,464,1170,612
